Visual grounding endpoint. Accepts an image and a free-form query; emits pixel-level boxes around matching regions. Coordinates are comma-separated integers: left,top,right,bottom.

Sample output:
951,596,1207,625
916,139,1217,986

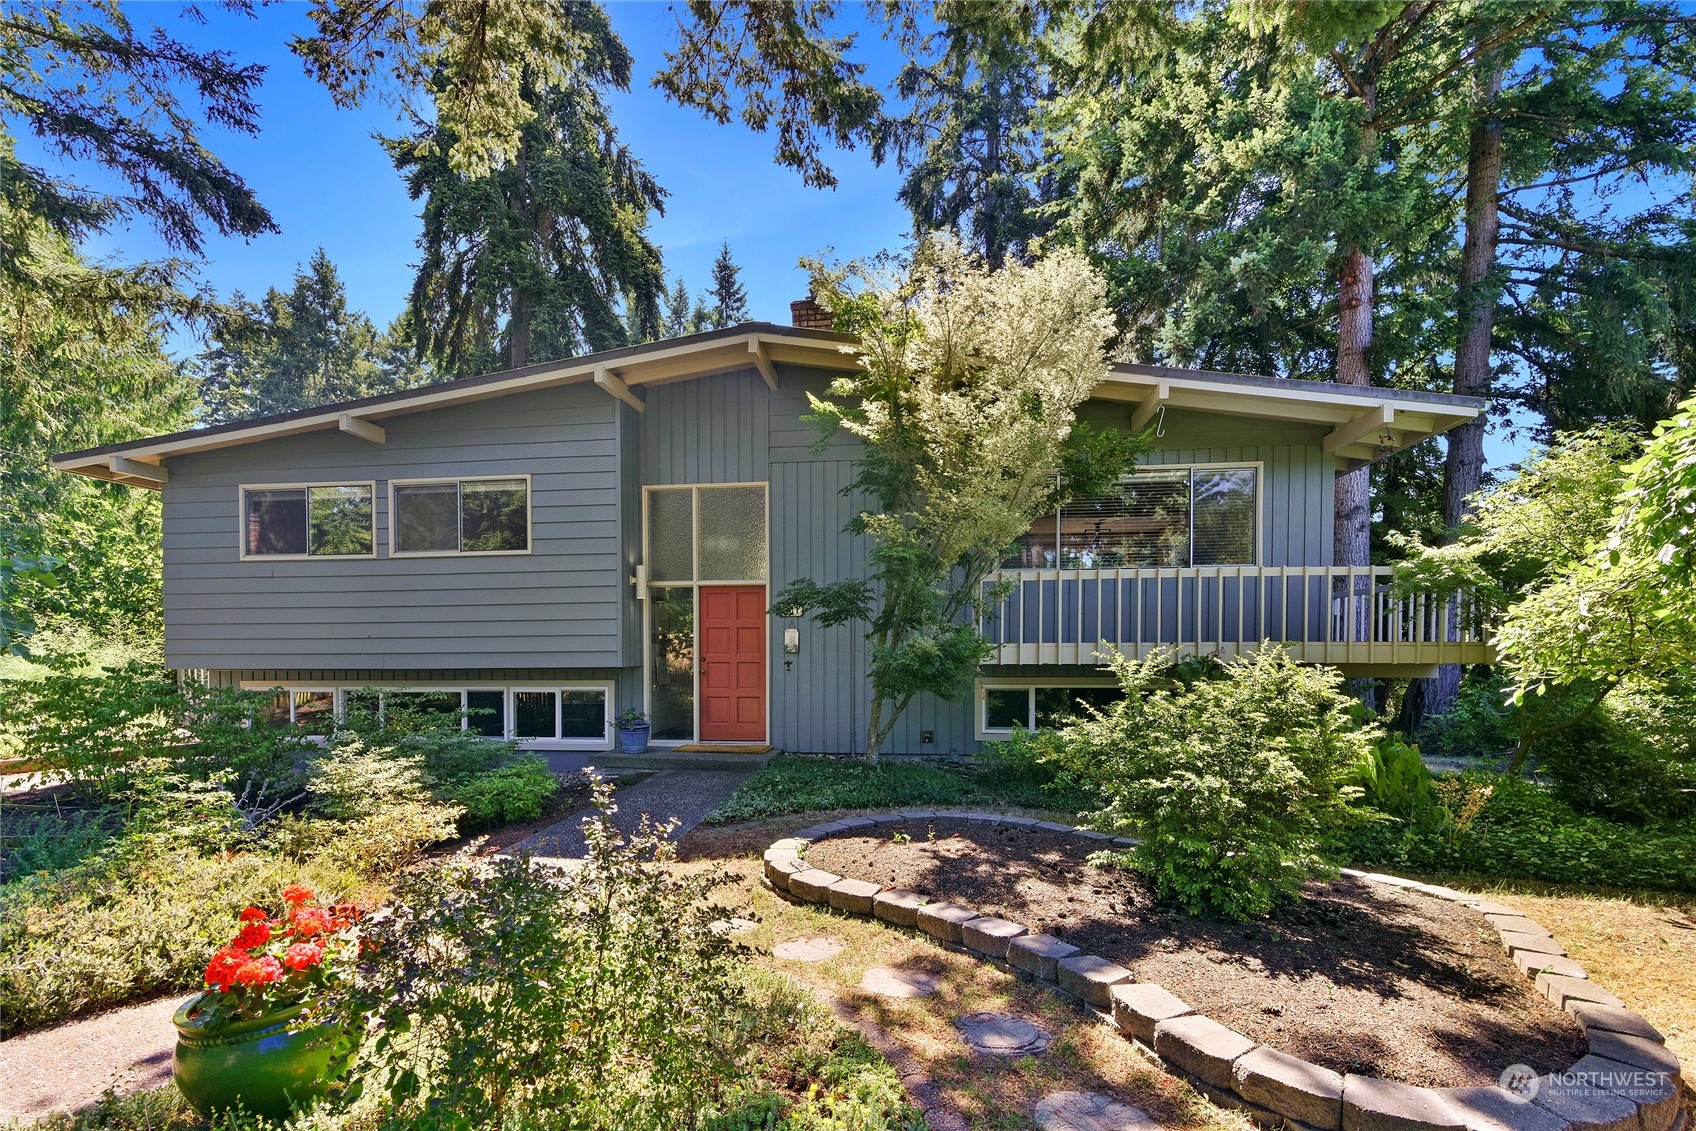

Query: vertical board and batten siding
162,382,627,672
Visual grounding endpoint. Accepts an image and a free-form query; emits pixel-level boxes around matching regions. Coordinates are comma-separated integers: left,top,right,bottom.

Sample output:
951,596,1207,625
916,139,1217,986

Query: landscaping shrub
706,750,1093,825
439,756,559,831
1416,669,1518,759
1530,685,1696,827
0,804,116,882
1342,771,1696,892
343,782,747,1130
0,843,367,1037
0,660,181,791
1052,647,1376,919
274,736,463,871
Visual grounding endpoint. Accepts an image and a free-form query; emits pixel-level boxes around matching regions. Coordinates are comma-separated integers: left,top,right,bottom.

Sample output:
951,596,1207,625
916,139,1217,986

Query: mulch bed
805,820,1587,1089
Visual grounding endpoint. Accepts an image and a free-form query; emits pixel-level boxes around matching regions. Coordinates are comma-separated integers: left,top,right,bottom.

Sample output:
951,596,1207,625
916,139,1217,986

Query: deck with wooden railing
980,565,1494,670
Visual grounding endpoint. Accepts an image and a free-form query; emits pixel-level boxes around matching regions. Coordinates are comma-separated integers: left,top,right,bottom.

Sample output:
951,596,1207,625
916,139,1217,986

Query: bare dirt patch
804,820,1587,1089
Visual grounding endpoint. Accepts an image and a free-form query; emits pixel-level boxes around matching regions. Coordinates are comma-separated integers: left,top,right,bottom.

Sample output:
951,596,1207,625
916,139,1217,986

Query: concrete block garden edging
761,811,1687,1131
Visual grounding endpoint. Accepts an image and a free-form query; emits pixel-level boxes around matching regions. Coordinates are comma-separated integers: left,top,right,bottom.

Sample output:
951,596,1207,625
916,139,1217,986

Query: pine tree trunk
1334,242,1375,572
1418,51,1506,726
510,289,533,369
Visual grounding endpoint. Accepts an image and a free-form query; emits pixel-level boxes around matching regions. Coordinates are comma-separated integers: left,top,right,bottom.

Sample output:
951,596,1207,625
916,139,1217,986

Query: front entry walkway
510,768,754,858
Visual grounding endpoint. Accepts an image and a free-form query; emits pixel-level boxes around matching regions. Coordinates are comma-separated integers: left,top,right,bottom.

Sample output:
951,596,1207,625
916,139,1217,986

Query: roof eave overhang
51,327,861,488
1097,365,1486,469
53,333,1486,489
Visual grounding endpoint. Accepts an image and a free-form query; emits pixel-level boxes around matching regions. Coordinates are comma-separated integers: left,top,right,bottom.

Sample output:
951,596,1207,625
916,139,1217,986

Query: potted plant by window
172,885,363,1120
616,707,651,753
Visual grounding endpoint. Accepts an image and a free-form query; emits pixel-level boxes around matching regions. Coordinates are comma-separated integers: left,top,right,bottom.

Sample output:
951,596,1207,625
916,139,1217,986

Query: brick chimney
789,295,833,331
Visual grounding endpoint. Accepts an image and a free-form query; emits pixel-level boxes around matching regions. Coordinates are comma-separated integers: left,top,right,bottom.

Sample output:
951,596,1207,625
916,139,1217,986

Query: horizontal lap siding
162,383,625,672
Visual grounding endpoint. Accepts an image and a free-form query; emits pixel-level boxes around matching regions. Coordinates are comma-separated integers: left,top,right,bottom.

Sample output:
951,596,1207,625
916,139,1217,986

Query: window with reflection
1004,467,1256,568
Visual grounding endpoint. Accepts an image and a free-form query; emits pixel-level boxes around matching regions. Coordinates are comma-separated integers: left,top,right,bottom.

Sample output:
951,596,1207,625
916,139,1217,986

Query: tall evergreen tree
0,187,195,642
195,250,424,424
706,242,750,328
881,2,1059,262
663,275,713,338
392,4,666,377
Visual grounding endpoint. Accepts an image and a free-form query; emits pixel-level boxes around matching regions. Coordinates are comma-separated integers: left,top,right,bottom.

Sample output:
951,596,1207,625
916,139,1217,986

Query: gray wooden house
54,311,1490,756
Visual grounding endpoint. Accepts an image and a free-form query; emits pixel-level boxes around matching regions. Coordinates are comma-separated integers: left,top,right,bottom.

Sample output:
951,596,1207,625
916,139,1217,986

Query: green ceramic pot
172,992,358,1120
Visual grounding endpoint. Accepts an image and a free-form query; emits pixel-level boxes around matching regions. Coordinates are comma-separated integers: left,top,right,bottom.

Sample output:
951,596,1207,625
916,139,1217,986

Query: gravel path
511,768,753,858
0,995,180,1121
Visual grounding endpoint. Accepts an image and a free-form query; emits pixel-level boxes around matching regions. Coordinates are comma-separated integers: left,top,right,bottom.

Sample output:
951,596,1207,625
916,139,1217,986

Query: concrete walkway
511,768,754,857
0,995,180,1122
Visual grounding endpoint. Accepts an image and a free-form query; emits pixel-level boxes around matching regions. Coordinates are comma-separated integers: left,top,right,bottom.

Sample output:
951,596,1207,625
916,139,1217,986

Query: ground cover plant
704,749,1095,825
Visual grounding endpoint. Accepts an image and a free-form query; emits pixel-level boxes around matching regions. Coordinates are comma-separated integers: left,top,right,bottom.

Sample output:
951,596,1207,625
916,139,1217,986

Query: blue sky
40,3,1541,466
68,3,915,334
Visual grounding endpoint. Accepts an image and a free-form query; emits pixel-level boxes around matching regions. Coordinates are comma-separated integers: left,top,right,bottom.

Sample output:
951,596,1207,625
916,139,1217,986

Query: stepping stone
956,1011,1052,1057
1035,1090,1159,1131
860,966,941,999
709,916,757,935
773,936,843,962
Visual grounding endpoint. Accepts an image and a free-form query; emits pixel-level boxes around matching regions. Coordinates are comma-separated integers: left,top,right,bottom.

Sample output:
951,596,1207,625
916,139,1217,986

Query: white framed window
1004,463,1261,569
260,688,337,734
242,684,587,743
390,475,532,556
509,685,613,744
976,680,1124,739
240,483,376,559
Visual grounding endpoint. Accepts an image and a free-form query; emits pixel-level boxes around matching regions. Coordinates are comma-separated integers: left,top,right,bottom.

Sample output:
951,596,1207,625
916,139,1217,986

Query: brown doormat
671,743,774,754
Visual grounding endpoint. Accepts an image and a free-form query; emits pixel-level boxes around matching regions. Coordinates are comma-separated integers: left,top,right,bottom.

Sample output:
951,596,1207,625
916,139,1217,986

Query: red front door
699,586,766,742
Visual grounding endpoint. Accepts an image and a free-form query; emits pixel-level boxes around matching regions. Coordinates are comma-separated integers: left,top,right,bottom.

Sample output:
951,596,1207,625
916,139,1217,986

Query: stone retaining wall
762,811,1686,1131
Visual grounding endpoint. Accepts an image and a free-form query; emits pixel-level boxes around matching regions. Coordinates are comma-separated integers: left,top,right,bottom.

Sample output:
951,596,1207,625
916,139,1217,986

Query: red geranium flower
238,906,268,922
232,921,272,950
282,884,314,905
289,907,332,937
282,942,326,971
204,946,248,991
232,956,284,986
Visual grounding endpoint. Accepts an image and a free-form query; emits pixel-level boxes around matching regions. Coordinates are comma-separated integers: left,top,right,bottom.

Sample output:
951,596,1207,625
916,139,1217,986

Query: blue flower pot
618,723,650,753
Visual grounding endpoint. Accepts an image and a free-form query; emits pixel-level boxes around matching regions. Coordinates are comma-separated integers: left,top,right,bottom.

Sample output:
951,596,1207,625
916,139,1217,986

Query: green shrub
1052,647,1377,919
1342,771,1696,892
342,782,747,1130
439,756,558,831
0,805,115,882
402,727,517,782
285,736,463,869
0,660,181,792
1416,669,1518,759
0,843,366,1037
1531,685,1696,826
